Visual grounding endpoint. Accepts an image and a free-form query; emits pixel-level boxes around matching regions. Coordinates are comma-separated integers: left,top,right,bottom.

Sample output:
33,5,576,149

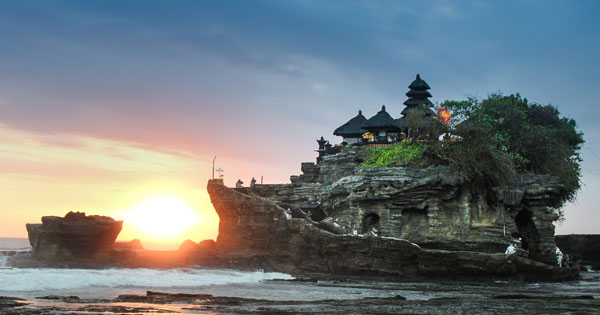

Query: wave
0,267,294,292
0,254,8,268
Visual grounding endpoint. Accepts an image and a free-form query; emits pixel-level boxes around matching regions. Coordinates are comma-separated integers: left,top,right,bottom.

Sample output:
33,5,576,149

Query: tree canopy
440,93,584,208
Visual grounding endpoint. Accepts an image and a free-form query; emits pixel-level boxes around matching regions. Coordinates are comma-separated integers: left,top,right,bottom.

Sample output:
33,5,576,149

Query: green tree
441,94,584,207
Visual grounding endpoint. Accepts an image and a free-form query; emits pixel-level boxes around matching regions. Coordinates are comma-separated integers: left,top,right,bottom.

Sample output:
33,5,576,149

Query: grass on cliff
360,142,427,168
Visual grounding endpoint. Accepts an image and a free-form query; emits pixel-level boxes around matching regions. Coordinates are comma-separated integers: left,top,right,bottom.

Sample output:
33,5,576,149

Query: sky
1,0,599,248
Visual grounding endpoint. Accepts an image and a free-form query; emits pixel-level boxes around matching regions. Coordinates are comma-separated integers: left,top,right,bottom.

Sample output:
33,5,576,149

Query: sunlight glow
124,195,200,239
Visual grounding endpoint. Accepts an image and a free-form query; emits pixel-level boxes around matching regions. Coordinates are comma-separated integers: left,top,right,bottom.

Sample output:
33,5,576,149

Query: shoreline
2,270,599,314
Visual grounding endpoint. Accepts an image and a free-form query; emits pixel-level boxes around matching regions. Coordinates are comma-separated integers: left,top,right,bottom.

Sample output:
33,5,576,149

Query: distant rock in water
26,211,122,260
178,239,216,253
113,239,144,251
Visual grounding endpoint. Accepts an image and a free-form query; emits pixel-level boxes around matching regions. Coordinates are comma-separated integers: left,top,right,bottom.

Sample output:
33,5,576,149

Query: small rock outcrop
113,239,144,251
26,211,122,260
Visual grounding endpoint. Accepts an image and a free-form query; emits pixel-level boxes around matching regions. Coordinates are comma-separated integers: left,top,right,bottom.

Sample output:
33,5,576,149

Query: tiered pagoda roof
403,74,433,106
397,74,437,131
333,110,367,138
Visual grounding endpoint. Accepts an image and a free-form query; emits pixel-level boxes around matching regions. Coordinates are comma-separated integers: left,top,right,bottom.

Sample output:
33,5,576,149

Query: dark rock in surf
26,211,122,260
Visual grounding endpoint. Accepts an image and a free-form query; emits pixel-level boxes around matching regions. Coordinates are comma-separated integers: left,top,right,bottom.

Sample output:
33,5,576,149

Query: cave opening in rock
362,213,381,234
515,209,538,253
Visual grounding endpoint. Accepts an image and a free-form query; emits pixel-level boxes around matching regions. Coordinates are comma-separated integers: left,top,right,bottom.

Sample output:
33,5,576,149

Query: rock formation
248,147,563,265
208,180,575,281
26,211,122,260
113,239,144,251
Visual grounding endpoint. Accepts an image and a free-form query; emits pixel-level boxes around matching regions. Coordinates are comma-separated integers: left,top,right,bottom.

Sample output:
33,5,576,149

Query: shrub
361,142,427,168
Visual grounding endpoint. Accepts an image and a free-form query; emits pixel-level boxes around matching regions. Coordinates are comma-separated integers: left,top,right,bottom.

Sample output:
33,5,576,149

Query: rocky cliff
26,211,122,260
208,180,575,281
249,147,563,265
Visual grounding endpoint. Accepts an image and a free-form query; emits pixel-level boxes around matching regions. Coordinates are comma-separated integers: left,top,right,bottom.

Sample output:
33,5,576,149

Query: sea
1,237,600,314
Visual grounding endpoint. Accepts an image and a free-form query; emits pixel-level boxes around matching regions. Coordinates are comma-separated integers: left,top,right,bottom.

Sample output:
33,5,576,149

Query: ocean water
1,237,599,313
0,237,30,250
0,267,294,293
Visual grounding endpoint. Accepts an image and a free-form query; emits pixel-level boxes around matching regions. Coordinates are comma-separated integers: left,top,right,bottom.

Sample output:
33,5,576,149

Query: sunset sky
1,1,599,248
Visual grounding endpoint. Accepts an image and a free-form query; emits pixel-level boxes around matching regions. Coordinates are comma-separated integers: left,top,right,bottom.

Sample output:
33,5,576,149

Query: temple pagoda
333,110,367,144
396,74,437,138
361,105,401,143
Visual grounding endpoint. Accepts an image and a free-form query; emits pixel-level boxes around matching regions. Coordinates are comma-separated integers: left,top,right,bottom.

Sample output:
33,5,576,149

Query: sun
124,195,200,239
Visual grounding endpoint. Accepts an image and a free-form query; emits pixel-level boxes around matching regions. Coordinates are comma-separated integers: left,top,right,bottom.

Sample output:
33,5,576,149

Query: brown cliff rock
26,211,122,260
208,180,577,281
249,147,564,265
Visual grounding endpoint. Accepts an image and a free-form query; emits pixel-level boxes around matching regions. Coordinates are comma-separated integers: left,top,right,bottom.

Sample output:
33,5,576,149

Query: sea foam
0,253,8,268
0,267,294,292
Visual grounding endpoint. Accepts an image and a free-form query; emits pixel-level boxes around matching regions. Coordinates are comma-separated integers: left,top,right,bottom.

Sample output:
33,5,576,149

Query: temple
332,110,367,144
328,74,438,152
361,105,401,144
397,74,437,138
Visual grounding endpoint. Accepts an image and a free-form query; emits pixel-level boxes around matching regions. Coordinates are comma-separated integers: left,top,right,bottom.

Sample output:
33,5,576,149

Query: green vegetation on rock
440,93,584,208
360,93,583,214
361,142,427,168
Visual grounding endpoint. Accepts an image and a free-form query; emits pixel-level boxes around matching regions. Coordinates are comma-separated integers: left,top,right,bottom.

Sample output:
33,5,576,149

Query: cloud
0,124,205,177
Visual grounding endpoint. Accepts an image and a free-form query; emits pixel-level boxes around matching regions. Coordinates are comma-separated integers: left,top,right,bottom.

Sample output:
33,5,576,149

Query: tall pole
212,156,216,180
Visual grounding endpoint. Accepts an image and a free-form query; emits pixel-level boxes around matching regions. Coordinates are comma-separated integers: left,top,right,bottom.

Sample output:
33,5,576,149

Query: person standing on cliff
505,243,516,255
556,247,564,267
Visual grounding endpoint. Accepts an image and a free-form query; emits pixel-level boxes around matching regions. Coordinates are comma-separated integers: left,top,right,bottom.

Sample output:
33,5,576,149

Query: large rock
26,211,122,260
208,180,577,281
249,148,563,265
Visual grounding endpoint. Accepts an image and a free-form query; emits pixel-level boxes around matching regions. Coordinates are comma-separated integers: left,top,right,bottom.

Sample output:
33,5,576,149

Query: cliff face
249,147,563,265
208,181,575,281
26,211,122,260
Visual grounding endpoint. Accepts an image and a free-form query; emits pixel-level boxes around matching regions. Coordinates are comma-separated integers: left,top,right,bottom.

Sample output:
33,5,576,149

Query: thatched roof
400,105,437,117
361,105,401,132
404,97,433,106
396,115,436,130
404,74,433,106
406,89,432,98
408,74,430,90
333,110,367,137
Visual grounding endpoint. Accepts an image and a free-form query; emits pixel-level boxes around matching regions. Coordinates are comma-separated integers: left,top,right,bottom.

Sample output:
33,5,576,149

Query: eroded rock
26,211,122,260
248,148,564,265
208,180,577,281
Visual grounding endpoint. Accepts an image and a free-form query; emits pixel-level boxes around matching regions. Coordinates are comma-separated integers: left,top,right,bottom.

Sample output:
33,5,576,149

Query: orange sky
0,123,294,249
1,1,598,247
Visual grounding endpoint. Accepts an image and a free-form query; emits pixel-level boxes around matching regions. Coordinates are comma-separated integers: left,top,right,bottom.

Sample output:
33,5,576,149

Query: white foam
0,253,8,268
0,268,294,292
